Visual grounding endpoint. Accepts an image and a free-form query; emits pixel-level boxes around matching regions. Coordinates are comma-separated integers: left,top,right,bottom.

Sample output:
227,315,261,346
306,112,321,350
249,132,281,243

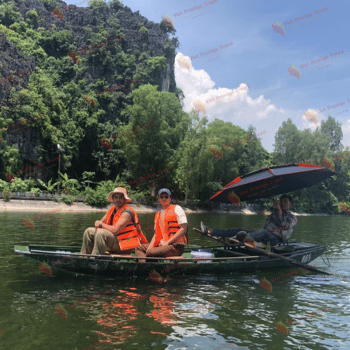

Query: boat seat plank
105,252,134,258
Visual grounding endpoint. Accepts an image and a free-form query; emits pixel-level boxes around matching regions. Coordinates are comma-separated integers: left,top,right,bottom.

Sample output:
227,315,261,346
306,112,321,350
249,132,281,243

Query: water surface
0,211,349,349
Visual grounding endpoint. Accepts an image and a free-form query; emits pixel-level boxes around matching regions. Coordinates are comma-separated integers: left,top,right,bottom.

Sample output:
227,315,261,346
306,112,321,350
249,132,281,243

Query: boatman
135,188,188,260
200,195,298,247
81,186,148,255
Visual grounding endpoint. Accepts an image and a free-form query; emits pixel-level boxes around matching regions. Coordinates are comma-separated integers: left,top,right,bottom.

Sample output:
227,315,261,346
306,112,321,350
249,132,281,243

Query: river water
0,211,349,350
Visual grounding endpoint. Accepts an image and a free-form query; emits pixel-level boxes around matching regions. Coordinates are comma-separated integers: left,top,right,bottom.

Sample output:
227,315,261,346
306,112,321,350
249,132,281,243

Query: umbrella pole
230,238,331,275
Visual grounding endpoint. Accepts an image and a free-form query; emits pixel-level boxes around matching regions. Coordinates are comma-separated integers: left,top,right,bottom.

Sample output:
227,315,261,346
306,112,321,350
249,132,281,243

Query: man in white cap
81,186,148,255
135,188,188,259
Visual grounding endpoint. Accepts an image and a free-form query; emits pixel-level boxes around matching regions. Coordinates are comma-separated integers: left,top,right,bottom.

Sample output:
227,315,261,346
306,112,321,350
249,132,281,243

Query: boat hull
14,242,328,277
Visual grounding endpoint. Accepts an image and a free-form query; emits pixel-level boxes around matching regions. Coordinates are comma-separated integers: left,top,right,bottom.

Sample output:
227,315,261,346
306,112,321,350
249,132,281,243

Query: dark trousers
211,228,282,246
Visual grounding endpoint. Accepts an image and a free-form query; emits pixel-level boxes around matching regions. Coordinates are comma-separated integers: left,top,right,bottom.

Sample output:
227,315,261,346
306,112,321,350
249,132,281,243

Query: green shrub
10,178,34,192
30,188,42,197
0,179,10,192
144,193,157,207
2,190,10,202
61,187,81,196
37,179,59,194
84,178,139,208
129,191,144,201
84,187,109,208
61,195,74,205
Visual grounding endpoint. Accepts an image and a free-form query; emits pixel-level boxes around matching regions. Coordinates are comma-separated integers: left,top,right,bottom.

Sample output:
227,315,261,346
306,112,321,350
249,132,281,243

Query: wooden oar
230,238,331,275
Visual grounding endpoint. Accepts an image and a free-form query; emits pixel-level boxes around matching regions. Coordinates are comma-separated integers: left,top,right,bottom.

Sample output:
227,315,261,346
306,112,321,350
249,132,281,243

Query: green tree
235,125,270,174
26,10,39,27
330,151,350,201
174,111,209,202
296,129,329,164
320,116,343,152
119,84,189,195
0,2,23,27
0,144,21,179
272,119,301,165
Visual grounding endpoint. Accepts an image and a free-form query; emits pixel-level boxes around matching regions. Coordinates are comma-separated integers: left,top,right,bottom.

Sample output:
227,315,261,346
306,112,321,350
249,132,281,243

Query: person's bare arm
94,212,111,231
160,223,188,246
95,212,132,235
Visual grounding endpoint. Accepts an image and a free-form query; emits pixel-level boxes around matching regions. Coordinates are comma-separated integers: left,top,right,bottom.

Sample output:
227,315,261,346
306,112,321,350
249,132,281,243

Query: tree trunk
151,183,156,197
184,184,189,204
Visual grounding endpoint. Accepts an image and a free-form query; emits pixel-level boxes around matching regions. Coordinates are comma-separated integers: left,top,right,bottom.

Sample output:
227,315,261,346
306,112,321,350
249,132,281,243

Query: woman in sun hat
81,186,148,255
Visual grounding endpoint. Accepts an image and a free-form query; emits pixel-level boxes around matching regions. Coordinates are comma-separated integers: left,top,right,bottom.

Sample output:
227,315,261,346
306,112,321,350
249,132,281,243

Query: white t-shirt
174,205,187,225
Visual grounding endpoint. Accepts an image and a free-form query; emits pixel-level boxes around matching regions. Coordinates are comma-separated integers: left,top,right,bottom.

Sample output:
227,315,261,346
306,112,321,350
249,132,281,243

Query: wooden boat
14,241,327,277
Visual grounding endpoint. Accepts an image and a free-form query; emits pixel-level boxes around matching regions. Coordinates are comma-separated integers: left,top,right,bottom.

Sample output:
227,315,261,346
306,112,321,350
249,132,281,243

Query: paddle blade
259,277,273,293
275,321,288,336
244,235,257,249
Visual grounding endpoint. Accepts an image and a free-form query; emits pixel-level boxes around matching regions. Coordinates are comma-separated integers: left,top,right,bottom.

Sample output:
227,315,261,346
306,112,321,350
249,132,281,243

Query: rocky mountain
0,0,178,176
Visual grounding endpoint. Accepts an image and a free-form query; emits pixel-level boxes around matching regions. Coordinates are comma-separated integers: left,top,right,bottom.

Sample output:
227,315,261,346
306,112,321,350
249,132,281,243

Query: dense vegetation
0,0,349,213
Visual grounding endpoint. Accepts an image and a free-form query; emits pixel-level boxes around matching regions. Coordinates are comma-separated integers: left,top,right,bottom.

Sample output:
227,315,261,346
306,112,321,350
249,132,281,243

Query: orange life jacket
154,205,187,246
105,204,148,250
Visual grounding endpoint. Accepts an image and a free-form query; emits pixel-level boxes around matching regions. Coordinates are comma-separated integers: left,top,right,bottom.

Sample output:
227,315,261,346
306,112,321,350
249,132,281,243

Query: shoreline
0,199,335,216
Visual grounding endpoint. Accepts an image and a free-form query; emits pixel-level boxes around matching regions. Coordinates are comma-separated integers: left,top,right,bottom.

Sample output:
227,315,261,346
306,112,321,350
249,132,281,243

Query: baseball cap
158,188,171,197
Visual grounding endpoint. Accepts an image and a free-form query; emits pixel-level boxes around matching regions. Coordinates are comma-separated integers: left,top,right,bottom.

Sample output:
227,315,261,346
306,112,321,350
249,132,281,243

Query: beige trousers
81,227,133,255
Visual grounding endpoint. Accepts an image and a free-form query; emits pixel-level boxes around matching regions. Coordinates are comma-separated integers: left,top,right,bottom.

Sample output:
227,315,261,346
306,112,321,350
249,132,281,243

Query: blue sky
67,0,349,152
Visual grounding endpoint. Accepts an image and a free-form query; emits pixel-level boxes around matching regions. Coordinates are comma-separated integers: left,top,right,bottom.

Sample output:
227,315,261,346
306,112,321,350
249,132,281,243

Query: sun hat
108,186,132,203
158,188,171,197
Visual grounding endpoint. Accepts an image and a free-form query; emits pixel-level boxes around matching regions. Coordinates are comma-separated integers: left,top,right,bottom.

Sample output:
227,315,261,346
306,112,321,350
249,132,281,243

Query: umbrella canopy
208,163,337,204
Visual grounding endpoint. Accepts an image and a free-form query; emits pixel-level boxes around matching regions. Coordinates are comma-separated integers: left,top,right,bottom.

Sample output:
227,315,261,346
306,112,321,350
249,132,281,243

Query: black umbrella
208,163,337,204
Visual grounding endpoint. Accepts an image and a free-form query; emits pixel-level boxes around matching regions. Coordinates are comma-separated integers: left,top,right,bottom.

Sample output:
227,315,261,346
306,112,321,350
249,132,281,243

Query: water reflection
146,290,178,327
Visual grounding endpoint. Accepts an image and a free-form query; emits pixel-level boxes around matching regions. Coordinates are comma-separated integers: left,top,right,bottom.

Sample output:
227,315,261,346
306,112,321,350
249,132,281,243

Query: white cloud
174,52,284,124
174,52,350,152
341,118,350,136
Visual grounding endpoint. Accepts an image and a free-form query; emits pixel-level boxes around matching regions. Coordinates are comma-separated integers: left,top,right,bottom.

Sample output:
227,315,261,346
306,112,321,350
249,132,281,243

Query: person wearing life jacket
81,186,148,255
135,188,188,260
